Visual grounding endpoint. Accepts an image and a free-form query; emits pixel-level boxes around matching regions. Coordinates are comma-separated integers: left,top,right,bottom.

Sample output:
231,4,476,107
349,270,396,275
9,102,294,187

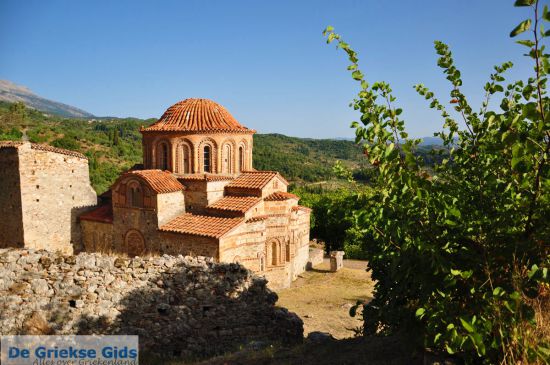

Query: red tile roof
0,141,87,159
141,98,255,133
246,215,269,223
160,213,243,238
177,173,234,182
264,191,300,201
206,196,261,213
226,171,289,190
119,170,184,194
79,204,113,223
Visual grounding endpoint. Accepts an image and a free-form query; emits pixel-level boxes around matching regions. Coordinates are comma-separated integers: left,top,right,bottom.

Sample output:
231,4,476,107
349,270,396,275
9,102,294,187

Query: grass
276,259,374,339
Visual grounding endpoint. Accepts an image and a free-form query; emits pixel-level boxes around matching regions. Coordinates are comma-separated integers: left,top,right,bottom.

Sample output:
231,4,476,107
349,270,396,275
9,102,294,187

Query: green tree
112,129,120,146
324,1,549,363
6,101,27,126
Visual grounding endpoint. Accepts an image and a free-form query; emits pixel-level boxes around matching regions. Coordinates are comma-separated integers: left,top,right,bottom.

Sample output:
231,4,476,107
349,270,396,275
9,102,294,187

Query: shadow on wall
71,206,95,253
72,261,303,357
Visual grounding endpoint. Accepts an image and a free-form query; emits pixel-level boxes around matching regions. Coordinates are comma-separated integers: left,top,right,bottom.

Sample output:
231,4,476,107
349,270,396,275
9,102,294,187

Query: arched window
183,145,190,173
239,146,245,172
158,142,169,170
223,144,232,174
271,241,278,266
126,181,143,208
203,145,211,173
177,143,191,174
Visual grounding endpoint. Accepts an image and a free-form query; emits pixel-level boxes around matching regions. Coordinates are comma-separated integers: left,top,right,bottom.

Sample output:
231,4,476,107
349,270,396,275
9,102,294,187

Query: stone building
80,98,311,288
0,141,97,254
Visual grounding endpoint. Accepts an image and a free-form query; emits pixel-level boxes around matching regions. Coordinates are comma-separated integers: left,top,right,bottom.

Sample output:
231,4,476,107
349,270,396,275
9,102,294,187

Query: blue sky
0,0,543,138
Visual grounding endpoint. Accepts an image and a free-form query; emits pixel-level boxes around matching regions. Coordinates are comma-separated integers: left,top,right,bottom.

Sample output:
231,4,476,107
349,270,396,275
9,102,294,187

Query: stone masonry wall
0,248,303,356
17,143,97,253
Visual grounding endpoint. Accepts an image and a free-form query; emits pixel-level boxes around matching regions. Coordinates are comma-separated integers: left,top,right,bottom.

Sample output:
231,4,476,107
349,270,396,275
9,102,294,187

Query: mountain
0,80,94,118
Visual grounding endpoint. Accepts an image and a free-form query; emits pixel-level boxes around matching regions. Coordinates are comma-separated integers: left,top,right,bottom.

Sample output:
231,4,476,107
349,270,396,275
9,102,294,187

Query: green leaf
544,5,550,21
516,39,535,47
514,0,535,6
351,70,363,81
448,207,461,218
460,317,475,333
415,308,425,318
510,19,532,37
445,344,455,354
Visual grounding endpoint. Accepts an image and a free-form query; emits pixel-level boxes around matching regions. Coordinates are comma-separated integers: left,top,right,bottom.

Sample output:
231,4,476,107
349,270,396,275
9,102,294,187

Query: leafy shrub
324,1,550,363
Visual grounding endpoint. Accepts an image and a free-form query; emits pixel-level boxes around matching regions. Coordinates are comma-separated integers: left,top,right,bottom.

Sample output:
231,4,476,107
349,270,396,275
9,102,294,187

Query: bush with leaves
324,1,550,363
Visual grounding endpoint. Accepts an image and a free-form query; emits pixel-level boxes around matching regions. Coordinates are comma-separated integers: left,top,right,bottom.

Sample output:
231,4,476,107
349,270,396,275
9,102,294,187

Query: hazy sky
0,0,543,138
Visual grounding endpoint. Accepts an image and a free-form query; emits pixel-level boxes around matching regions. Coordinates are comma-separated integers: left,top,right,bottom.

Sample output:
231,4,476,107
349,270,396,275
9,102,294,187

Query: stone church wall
156,190,186,226
81,221,114,253
0,248,303,356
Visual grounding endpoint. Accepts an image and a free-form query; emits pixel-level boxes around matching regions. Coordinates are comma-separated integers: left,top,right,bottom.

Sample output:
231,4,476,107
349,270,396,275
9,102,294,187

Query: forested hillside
0,100,441,193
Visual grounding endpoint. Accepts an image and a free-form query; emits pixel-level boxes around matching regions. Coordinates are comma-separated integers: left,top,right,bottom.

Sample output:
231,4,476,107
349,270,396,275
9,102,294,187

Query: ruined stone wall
0,143,97,254
0,248,303,356
0,147,24,248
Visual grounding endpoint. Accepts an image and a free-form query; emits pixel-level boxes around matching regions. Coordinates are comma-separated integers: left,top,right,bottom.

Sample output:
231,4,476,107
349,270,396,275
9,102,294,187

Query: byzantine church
80,98,311,288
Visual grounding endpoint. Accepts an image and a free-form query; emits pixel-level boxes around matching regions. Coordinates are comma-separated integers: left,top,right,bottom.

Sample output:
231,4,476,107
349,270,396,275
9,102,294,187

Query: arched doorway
125,229,145,257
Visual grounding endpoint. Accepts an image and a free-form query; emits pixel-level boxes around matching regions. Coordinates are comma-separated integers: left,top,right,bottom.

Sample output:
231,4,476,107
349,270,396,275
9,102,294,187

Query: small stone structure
0,248,303,356
0,142,97,254
307,247,324,269
330,251,345,272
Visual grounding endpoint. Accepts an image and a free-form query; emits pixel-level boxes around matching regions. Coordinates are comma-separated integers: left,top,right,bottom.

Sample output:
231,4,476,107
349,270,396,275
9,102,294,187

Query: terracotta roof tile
264,191,300,201
141,98,255,133
246,215,269,223
160,213,243,238
120,170,184,194
0,141,87,159
206,196,261,213
226,171,289,190
0,141,24,149
177,173,234,182
79,205,113,223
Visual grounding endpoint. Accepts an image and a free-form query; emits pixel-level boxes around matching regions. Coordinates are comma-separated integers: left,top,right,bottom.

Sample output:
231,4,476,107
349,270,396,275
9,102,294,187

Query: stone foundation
0,248,303,356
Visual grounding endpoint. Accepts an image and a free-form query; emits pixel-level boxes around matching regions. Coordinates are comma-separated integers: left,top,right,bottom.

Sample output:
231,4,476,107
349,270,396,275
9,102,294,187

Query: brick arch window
125,229,145,257
223,143,233,174
176,141,192,174
126,180,143,208
238,146,245,172
269,239,280,266
156,141,170,171
203,145,212,173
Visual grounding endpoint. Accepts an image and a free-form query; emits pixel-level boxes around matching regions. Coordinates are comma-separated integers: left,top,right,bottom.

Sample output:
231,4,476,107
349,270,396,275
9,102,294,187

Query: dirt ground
276,259,374,339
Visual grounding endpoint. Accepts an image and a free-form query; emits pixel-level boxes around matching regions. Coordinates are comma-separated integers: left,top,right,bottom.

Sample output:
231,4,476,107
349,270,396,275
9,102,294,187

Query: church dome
141,98,254,133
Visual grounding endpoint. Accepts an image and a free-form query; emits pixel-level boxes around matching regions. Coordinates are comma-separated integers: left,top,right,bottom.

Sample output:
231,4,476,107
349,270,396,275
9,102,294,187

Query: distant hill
0,80,94,118
0,100,444,193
